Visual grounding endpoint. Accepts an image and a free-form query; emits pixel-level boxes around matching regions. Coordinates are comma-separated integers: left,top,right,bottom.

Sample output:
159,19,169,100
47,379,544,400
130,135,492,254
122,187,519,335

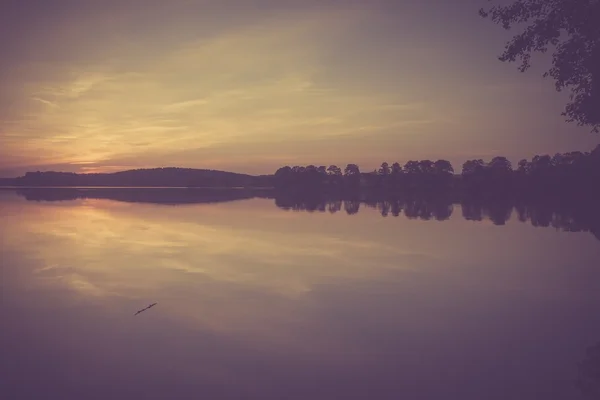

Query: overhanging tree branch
480,0,600,132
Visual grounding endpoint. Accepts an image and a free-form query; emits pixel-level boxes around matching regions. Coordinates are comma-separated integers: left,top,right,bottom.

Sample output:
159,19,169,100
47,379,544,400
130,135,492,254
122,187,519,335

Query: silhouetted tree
517,159,530,174
461,159,486,187
317,165,327,177
327,165,343,186
344,164,361,187
462,159,485,176
418,160,435,175
390,162,403,187
376,162,391,187
488,156,512,173
403,160,420,175
378,162,390,176
271,145,600,200
488,156,513,187
433,159,454,186
480,0,600,132
434,159,454,176
274,166,293,187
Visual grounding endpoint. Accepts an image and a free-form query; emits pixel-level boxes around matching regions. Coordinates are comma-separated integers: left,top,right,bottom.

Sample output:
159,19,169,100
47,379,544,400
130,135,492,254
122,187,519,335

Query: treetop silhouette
480,0,600,132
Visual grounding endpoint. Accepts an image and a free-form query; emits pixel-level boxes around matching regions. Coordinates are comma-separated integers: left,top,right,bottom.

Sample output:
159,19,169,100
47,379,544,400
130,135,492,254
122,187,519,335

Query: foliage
273,144,600,194
480,0,600,132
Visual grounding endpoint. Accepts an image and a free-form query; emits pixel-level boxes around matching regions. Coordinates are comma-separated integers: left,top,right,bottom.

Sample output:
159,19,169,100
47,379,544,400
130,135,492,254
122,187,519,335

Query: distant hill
2,167,274,187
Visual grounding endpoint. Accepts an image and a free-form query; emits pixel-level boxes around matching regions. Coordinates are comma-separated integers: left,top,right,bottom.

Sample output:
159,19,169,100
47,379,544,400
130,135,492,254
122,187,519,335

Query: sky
0,0,598,177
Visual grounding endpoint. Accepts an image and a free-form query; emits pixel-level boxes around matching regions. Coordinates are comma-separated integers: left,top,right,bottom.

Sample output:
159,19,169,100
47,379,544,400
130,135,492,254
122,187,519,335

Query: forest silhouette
4,144,600,243
273,145,600,199
3,146,600,198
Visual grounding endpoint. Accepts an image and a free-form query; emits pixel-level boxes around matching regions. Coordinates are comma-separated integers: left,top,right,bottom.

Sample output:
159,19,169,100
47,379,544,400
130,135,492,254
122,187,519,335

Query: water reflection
580,341,600,399
2,188,600,399
13,187,600,241
14,186,272,204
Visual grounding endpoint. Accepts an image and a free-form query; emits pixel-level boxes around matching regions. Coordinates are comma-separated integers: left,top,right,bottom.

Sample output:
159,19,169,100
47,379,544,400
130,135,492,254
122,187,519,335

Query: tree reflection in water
274,193,600,241
12,187,600,242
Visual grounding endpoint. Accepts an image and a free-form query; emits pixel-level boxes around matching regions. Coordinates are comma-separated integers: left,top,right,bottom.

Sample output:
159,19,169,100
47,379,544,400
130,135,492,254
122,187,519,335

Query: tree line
273,145,600,195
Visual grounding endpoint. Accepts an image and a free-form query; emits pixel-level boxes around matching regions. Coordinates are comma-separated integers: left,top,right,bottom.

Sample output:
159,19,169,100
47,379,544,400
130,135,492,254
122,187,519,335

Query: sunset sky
1,0,598,177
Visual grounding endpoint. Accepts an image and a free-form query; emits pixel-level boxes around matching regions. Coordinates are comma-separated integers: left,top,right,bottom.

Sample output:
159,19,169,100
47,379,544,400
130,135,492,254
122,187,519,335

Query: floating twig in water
134,302,157,316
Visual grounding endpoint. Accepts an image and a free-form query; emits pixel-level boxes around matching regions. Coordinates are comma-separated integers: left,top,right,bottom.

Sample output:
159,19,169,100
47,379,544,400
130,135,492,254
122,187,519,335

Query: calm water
2,189,600,399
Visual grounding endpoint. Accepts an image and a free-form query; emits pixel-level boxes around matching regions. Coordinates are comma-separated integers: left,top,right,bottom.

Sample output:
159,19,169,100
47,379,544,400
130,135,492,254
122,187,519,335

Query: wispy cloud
31,97,59,108
2,1,589,177
162,99,209,112
0,8,436,173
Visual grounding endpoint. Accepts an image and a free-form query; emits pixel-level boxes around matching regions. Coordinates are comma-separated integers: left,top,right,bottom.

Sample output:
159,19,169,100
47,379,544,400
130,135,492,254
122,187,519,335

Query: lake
2,188,600,399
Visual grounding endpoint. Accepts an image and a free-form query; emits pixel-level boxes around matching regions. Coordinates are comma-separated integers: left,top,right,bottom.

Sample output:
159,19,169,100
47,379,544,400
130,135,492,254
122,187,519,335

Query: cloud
162,99,210,112
3,0,590,177
31,97,59,108
0,6,437,174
